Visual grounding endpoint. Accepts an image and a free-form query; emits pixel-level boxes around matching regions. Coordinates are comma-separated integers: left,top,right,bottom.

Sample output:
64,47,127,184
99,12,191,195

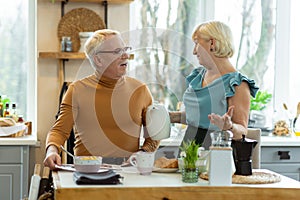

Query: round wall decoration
57,8,106,52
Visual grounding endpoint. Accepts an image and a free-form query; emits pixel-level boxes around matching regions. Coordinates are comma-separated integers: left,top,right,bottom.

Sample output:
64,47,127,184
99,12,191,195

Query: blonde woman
170,21,259,148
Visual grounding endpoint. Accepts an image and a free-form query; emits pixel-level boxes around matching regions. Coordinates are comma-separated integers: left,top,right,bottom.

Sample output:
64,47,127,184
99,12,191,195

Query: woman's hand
208,106,234,130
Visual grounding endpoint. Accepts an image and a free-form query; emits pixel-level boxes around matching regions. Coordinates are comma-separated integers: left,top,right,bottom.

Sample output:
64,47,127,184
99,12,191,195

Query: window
0,0,36,128
130,0,300,127
289,0,300,113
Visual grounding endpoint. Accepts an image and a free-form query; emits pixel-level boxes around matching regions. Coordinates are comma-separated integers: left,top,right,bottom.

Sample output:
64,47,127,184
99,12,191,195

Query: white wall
34,0,130,167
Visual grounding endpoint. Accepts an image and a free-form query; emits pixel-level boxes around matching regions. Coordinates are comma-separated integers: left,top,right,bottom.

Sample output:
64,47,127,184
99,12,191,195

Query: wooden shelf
55,0,133,4
39,52,86,59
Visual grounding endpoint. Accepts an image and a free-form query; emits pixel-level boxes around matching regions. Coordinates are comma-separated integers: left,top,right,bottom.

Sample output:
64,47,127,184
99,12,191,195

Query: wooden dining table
52,168,300,200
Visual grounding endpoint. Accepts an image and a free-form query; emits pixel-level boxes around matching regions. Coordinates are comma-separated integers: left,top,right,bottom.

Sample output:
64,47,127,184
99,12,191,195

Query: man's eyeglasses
97,46,132,55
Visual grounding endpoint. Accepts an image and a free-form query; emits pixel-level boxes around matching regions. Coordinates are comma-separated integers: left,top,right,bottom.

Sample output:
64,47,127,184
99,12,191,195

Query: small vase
181,167,199,183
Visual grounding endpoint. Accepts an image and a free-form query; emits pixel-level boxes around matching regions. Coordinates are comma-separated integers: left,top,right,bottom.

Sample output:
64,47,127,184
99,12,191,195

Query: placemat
200,171,281,184
57,8,106,52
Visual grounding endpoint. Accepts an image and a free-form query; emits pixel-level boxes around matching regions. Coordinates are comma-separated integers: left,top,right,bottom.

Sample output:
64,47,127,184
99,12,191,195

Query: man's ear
93,54,103,67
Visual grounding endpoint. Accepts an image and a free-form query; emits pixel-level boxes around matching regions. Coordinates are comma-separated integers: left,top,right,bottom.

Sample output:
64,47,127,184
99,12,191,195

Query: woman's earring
210,48,213,52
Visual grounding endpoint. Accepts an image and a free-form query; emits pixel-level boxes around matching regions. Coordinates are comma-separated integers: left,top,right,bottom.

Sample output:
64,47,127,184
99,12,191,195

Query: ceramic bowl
74,156,102,173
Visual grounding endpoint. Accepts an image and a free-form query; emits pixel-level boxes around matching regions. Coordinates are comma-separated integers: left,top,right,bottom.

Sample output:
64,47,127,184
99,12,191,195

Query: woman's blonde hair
192,21,234,58
85,29,120,66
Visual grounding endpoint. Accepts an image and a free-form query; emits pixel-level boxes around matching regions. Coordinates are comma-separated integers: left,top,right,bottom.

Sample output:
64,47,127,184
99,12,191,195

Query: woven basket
0,121,31,138
57,8,106,52
200,171,281,184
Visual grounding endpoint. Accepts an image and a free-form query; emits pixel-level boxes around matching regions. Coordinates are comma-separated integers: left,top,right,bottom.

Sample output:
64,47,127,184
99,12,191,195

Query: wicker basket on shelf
0,118,32,138
57,8,106,52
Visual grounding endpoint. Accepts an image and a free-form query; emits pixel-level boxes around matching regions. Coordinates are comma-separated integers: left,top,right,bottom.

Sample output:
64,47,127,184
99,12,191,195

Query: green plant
180,140,199,169
250,90,272,111
0,96,10,110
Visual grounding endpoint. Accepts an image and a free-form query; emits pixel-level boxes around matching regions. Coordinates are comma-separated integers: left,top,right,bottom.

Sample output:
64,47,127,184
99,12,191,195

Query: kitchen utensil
293,102,300,128
209,146,233,186
282,103,293,129
129,151,155,175
60,145,102,173
209,131,235,186
283,103,288,110
38,166,51,197
231,135,257,176
146,102,171,140
60,145,75,159
210,130,233,147
74,156,102,173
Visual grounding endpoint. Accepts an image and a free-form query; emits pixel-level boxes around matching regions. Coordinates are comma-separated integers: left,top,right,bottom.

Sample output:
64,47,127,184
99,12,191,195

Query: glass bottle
3,103,10,117
65,37,72,52
61,37,66,52
294,118,300,136
11,103,18,122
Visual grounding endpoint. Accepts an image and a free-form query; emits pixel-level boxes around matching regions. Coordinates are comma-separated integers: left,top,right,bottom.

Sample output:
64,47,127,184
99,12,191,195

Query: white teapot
145,102,171,140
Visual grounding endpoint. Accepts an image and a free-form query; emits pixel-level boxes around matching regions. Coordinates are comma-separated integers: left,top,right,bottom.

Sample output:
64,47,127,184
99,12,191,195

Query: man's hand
43,145,61,170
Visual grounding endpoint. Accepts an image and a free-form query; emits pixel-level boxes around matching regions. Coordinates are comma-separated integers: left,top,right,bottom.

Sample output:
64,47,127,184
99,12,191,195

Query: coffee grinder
231,134,257,175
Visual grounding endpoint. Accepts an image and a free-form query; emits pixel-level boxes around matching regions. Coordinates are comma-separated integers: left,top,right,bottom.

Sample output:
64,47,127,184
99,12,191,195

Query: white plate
121,166,139,173
55,164,109,173
55,164,75,172
152,167,179,173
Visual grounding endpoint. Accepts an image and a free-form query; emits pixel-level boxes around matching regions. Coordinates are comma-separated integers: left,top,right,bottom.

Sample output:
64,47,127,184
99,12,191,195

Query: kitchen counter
158,127,300,147
53,169,300,200
261,134,300,146
0,134,38,146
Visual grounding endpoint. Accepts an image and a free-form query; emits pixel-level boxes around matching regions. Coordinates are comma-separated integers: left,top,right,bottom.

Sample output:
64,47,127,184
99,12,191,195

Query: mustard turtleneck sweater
46,73,160,157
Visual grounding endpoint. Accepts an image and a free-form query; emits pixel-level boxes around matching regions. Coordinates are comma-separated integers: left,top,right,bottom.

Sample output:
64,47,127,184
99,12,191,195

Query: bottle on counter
11,103,19,122
3,103,10,117
17,115,24,123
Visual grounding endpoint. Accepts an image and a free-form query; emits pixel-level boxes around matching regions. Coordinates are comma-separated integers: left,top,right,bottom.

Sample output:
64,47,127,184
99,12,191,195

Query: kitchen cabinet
261,135,300,181
0,145,29,200
261,146,300,181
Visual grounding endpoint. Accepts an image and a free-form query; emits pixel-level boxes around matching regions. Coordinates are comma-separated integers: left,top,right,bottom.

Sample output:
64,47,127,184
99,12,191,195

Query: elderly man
44,29,160,170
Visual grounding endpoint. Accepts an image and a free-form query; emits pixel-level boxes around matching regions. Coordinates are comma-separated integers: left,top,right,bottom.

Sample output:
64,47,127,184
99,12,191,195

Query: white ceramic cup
129,151,155,175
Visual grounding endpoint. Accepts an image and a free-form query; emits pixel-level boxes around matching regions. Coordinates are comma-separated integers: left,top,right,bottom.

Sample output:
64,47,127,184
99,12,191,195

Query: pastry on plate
154,157,178,168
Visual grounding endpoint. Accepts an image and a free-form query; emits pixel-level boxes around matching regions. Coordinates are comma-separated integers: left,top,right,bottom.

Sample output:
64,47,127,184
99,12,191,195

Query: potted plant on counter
180,140,200,183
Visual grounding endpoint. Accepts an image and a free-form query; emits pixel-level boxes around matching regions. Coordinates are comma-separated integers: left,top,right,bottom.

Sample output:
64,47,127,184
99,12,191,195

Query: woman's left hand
208,106,234,130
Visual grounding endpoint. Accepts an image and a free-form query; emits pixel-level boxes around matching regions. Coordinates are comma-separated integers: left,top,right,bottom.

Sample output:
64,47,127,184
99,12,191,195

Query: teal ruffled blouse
183,67,259,130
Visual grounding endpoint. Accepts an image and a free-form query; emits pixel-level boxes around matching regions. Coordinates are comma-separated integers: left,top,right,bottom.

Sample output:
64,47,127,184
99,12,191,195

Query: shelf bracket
61,0,69,17
103,0,108,28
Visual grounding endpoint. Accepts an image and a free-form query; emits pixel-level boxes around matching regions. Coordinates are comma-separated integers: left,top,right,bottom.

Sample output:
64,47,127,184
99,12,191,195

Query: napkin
73,170,123,185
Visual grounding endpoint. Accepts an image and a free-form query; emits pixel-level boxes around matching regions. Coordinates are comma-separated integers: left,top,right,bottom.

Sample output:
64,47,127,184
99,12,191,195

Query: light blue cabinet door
0,165,21,200
0,145,29,199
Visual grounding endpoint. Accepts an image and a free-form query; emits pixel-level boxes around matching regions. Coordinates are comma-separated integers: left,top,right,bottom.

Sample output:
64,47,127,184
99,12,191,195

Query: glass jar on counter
61,36,72,52
272,109,292,136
